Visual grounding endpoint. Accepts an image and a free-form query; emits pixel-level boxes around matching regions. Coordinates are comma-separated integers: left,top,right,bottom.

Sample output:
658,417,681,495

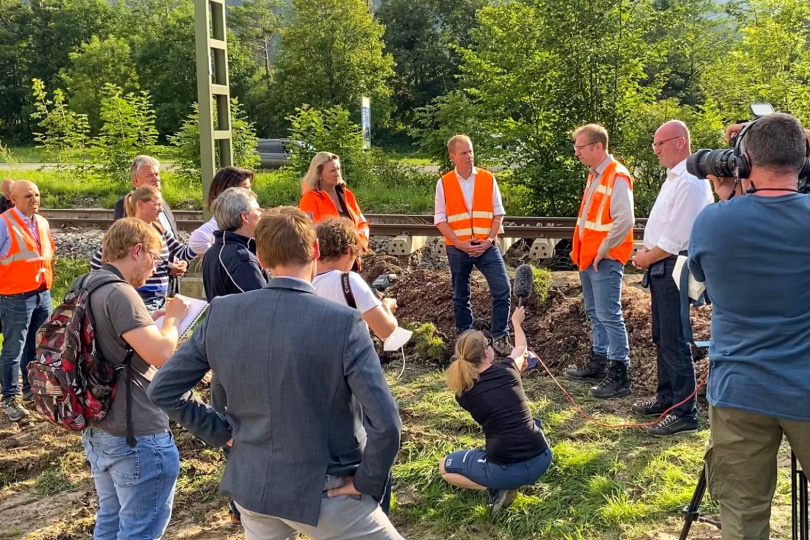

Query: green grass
388,367,722,539
0,146,47,163
0,165,439,214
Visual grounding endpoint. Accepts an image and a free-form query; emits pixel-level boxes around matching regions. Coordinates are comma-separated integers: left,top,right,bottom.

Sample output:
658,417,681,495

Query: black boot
564,350,607,381
590,360,631,398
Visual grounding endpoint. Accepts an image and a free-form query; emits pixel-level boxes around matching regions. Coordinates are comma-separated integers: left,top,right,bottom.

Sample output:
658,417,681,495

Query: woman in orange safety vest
299,152,370,252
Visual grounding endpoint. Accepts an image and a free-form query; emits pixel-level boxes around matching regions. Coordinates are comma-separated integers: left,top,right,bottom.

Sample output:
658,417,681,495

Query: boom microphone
513,264,534,307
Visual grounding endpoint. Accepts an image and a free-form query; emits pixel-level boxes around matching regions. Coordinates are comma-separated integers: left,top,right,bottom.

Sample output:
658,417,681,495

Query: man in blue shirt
689,113,810,540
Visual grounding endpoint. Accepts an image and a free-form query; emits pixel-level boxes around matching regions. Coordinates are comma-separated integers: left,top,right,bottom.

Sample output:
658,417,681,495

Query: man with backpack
79,218,189,539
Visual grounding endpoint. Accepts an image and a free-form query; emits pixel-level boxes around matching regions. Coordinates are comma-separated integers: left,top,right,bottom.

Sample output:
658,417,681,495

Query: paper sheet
673,255,706,301
154,295,209,338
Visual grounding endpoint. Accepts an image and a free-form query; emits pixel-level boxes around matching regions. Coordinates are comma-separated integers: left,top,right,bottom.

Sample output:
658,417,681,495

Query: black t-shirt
456,358,548,464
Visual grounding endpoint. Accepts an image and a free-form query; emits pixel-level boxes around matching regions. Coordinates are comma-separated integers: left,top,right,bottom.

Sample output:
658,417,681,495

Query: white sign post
361,97,371,150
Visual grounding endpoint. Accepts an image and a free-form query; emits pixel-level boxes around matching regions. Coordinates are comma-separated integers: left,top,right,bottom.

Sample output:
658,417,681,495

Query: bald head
10,180,40,217
653,120,691,170
1,179,12,198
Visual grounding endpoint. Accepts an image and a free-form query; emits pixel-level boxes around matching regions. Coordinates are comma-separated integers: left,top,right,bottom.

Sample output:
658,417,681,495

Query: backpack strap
82,271,138,447
340,273,357,309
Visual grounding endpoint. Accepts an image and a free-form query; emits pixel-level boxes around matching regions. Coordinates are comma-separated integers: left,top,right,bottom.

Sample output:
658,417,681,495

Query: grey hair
130,155,160,182
743,113,807,175
211,187,259,232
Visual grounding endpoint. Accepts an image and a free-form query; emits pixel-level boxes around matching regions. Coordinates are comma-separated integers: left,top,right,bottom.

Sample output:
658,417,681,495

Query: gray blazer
148,277,401,526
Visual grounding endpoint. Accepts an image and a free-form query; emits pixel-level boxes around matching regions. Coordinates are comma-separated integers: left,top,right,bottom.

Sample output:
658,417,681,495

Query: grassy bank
0,166,439,215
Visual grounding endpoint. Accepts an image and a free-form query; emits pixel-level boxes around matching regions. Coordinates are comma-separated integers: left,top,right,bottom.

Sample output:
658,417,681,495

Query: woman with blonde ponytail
439,307,552,515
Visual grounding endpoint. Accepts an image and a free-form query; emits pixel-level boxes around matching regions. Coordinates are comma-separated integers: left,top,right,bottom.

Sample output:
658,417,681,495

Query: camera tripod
680,452,809,540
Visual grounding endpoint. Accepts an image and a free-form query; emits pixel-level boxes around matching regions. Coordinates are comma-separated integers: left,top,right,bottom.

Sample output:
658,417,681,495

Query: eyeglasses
574,141,599,151
141,245,166,266
651,136,684,150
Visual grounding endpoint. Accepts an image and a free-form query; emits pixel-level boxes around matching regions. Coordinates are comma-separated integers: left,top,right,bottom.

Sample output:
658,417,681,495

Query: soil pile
387,262,712,397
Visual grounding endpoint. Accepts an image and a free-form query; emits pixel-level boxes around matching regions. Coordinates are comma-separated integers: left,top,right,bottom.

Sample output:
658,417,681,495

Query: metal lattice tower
194,0,233,211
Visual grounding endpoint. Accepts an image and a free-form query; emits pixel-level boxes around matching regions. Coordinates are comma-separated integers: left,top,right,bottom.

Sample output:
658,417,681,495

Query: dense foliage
3,0,810,215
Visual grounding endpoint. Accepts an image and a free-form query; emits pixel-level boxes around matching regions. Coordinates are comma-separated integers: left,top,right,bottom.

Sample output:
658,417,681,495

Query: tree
169,98,260,181
93,84,158,184
228,0,284,84
378,0,492,130
30,78,90,170
60,36,139,133
701,0,810,125
0,0,34,142
271,0,393,131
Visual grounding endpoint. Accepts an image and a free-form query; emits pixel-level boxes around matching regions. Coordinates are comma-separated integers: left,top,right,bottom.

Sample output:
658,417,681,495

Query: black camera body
686,103,810,191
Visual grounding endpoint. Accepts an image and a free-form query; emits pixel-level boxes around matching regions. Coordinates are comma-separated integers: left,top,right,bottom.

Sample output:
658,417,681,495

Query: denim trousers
650,257,696,419
446,244,512,337
0,289,51,398
579,259,629,363
82,428,180,540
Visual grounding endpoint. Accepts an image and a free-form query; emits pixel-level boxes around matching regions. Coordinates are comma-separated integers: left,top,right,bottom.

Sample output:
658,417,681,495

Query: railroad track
41,208,647,240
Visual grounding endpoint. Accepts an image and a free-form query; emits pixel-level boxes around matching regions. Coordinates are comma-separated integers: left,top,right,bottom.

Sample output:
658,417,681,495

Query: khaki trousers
706,405,810,540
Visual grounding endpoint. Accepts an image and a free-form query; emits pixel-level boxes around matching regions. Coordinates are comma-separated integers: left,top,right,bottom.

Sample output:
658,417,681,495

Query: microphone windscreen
513,264,534,300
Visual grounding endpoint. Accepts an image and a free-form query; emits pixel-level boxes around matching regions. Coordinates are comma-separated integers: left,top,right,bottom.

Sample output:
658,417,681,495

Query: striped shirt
91,227,195,302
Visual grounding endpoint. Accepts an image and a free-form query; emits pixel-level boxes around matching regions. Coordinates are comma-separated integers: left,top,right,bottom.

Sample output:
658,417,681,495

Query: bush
30,78,91,173
407,322,445,364
531,265,552,304
169,98,260,181
93,84,159,185
286,104,365,178
51,257,91,305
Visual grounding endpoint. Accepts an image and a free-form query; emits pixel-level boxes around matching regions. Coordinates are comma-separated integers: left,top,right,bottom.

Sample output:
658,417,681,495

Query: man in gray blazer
148,206,404,540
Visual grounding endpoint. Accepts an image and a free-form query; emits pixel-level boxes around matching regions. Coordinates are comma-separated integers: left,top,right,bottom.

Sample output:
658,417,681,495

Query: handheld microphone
513,263,534,307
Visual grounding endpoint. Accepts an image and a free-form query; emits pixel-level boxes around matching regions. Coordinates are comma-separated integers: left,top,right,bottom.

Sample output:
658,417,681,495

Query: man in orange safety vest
434,135,513,355
565,124,635,399
0,180,55,422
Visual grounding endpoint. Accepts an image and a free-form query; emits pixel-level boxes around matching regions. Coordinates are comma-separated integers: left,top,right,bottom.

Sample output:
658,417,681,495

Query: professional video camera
686,103,810,192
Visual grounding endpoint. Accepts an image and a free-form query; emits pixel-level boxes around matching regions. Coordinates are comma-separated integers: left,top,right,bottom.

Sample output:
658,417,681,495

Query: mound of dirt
391,266,712,397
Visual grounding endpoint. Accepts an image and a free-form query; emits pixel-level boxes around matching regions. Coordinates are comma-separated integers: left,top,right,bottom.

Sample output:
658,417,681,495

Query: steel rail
41,209,647,239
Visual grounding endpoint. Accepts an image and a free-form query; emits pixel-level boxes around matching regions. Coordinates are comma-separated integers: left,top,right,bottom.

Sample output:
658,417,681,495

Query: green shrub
407,322,445,364
30,78,91,174
51,257,91,304
531,265,553,303
286,104,365,178
93,84,159,186
169,98,260,181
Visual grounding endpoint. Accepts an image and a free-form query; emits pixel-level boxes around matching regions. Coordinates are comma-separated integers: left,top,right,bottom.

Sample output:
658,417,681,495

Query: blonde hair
125,185,161,218
301,151,342,193
102,217,162,262
571,123,609,149
447,134,473,155
256,206,317,268
446,330,488,395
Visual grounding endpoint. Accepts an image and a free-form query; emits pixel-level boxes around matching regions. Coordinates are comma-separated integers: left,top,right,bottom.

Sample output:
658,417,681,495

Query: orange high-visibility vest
440,169,496,245
571,159,635,271
299,186,370,251
0,210,55,294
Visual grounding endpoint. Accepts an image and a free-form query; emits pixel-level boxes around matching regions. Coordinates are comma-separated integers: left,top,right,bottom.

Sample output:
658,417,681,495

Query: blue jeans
0,289,51,398
444,448,552,491
446,245,512,337
651,258,696,420
579,259,629,363
82,428,180,540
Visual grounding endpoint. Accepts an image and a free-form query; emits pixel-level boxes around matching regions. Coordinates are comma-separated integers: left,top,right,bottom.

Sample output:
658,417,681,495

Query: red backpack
28,272,136,445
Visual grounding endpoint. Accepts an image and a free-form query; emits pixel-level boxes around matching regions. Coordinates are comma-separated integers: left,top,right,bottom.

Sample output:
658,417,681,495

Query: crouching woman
439,307,552,514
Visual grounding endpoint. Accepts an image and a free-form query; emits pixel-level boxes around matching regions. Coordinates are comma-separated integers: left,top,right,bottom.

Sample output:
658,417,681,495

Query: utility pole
194,0,233,215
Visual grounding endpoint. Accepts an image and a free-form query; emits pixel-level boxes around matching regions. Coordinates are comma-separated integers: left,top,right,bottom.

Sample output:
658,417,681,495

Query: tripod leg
793,452,809,540
801,460,808,540
681,466,708,540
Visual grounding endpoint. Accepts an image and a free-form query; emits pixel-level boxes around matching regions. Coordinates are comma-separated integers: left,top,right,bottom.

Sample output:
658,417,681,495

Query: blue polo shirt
689,193,810,422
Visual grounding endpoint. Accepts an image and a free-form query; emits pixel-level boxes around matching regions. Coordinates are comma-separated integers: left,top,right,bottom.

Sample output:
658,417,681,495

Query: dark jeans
446,244,511,337
0,289,51,399
650,257,696,420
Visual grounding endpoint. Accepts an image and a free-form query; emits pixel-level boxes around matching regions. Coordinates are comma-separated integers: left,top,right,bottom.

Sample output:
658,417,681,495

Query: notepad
154,295,209,338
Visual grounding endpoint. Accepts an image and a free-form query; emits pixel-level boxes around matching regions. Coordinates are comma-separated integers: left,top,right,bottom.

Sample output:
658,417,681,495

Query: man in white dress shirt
631,120,713,436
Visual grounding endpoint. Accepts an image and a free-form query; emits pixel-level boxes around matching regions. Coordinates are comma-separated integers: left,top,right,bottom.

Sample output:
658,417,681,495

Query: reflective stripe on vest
0,212,53,294
570,160,635,271
441,169,495,245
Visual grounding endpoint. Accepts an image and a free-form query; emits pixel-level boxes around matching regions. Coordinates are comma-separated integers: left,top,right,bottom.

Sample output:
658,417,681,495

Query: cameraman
689,113,810,540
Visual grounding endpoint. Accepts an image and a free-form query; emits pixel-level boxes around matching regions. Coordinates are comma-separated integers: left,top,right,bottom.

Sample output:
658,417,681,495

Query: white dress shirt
433,167,505,225
643,158,714,254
